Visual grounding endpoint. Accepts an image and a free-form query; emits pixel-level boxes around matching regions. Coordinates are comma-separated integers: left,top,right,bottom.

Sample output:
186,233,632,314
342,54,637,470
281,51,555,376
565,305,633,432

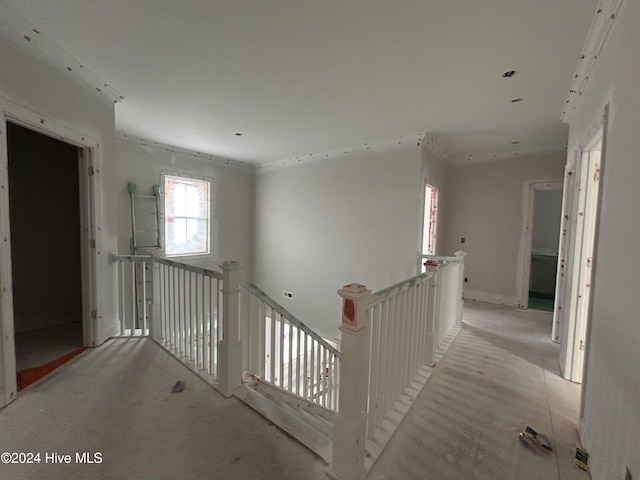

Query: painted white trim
0,112,17,408
518,181,563,309
558,117,605,384
552,153,580,344
561,0,625,122
255,134,423,172
579,105,609,416
0,98,104,406
463,289,519,309
117,136,253,172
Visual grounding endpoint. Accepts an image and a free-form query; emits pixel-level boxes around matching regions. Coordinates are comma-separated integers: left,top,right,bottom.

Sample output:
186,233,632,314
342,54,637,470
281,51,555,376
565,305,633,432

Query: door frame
559,128,604,383
0,99,103,407
557,105,608,385
518,181,564,309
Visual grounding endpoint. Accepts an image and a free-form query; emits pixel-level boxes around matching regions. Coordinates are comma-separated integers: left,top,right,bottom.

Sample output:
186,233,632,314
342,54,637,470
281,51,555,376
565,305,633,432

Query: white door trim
0,98,103,407
558,106,607,384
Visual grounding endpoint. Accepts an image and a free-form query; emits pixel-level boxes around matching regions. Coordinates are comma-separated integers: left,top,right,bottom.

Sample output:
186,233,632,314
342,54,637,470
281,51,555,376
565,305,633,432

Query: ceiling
0,1,599,166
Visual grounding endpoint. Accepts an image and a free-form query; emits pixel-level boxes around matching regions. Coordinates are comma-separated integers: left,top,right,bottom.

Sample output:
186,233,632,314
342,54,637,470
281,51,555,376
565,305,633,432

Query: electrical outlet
283,291,293,299
461,237,466,243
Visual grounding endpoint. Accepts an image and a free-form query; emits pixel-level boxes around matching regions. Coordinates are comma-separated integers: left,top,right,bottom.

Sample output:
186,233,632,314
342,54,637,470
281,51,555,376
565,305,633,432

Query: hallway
369,301,587,480
0,302,588,479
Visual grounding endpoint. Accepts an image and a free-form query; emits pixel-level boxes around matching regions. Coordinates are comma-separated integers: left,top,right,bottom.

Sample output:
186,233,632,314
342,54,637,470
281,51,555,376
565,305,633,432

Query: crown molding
561,0,625,123
0,5,124,104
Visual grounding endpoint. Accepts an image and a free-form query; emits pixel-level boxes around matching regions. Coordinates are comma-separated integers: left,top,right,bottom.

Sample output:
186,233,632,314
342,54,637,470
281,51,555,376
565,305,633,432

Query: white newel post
327,283,371,480
218,260,243,397
454,251,466,326
424,263,440,367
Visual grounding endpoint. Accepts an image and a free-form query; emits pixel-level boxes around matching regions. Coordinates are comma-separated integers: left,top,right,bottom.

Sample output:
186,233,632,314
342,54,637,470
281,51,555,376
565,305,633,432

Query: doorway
7,123,84,386
519,181,563,310
528,188,563,311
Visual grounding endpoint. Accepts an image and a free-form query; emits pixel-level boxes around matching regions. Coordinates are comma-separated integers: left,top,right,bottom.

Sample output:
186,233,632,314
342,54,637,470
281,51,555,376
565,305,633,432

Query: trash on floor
575,447,589,471
171,380,185,393
519,425,553,454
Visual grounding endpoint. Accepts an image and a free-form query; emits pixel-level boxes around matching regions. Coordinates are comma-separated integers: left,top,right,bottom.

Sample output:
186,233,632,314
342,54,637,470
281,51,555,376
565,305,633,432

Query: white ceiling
0,1,598,166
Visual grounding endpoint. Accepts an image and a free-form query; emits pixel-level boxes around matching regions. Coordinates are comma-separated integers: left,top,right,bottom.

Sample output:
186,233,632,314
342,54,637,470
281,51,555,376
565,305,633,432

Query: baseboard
463,289,519,308
101,319,122,344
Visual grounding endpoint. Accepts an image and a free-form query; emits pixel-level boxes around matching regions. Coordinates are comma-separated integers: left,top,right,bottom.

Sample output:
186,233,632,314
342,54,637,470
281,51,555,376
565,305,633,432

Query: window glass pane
164,174,210,256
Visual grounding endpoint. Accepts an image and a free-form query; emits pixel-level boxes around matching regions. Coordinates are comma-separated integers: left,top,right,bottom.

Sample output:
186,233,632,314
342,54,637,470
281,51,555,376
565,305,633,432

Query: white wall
253,144,422,339
532,188,563,254
568,1,640,478
0,34,117,405
115,141,254,276
441,153,565,307
0,35,118,344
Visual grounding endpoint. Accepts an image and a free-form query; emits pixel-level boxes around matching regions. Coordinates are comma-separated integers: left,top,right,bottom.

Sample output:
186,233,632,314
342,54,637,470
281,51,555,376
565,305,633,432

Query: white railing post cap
338,282,369,297
338,283,371,332
454,250,467,259
220,260,241,270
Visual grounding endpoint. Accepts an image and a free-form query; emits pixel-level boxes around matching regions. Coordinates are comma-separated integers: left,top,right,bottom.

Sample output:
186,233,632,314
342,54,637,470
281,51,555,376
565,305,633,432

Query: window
421,182,438,256
163,173,211,256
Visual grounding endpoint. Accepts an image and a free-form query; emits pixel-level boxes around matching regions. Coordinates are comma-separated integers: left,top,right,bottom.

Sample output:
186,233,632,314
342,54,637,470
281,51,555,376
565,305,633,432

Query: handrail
331,251,466,479
416,253,462,275
154,256,223,280
417,253,461,264
241,280,341,359
109,253,152,262
371,271,433,301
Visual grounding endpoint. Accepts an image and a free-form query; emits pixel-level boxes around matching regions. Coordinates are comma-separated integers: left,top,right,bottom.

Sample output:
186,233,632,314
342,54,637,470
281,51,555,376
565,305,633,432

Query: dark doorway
528,188,563,312
7,123,84,378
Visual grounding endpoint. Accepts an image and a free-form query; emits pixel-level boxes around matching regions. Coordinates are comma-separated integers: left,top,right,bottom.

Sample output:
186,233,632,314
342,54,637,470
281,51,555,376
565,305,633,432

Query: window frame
421,181,438,257
160,170,212,258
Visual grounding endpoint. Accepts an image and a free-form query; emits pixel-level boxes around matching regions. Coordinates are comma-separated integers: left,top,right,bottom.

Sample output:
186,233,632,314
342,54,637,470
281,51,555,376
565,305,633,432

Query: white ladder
128,181,161,329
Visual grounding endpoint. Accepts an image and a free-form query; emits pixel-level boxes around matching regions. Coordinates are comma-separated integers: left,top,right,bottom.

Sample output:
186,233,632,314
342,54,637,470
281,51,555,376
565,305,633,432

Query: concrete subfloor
0,337,328,480
369,301,589,480
0,301,589,480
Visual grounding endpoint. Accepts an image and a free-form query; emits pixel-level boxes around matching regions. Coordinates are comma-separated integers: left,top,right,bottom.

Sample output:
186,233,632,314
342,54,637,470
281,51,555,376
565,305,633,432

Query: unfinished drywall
0,34,117,343
567,1,640,478
0,33,117,406
253,144,422,339
440,153,565,307
115,141,254,277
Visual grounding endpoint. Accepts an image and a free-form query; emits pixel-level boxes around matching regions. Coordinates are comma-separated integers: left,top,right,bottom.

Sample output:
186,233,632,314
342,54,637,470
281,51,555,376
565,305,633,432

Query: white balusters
239,280,341,409
110,254,152,337
330,252,466,479
154,257,225,389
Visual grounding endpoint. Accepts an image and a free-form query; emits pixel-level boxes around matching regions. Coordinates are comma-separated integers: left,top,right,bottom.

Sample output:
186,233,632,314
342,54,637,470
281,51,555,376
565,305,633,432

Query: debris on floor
575,447,589,471
519,425,553,454
171,380,185,393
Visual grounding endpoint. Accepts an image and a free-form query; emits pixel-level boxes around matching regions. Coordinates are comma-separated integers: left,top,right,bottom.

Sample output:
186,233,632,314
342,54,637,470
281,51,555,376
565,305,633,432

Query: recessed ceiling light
511,98,523,103
235,132,242,136
502,70,517,78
